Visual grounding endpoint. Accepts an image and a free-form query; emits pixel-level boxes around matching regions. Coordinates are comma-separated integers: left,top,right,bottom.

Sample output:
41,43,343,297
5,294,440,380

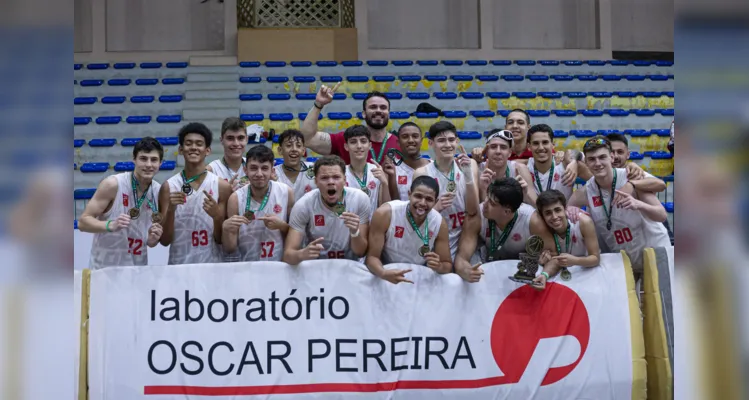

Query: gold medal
560,268,572,281
446,181,456,192
362,186,371,196
244,210,255,221
181,183,192,195
128,207,140,219
151,212,162,224
418,245,430,257
334,203,346,216
239,176,250,185
306,168,315,178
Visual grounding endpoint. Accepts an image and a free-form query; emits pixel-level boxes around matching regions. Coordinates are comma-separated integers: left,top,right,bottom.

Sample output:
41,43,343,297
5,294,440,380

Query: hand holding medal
423,252,441,271
147,223,163,246
223,215,250,233
108,214,131,232
339,212,360,234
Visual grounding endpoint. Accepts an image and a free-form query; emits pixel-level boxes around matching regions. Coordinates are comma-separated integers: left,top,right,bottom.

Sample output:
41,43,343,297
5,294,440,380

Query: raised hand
257,215,286,231
479,167,496,193
433,192,455,212
147,223,163,245
370,161,389,185
380,268,414,284
516,175,530,193
471,146,485,162
109,213,131,231
315,82,341,107
566,206,586,224
223,215,250,232
339,212,360,234
202,190,221,219
561,161,578,186
302,237,325,261
625,162,645,181
379,156,396,177
169,191,186,206
553,253,576,268
613,189,642,210
538,249,552,265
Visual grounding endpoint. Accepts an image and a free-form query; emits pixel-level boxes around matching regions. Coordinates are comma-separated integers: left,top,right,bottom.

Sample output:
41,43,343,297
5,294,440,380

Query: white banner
74,270,82,400
88,254,635,399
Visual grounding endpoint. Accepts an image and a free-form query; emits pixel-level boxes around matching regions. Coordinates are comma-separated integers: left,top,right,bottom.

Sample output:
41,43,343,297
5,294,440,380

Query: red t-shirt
509,148,534,160
329,131,401,164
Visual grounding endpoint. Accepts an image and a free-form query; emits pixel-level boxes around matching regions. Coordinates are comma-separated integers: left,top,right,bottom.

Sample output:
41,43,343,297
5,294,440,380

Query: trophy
508,235,544,285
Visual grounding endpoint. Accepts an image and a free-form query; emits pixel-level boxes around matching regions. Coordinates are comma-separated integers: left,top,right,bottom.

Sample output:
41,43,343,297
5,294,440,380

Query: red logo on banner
314,215,325,226
398,176,407,185
123,194,129,207
394,226,404,238
592,196,603,207
490,284,591,385
368,181,376,189
273,204,282,214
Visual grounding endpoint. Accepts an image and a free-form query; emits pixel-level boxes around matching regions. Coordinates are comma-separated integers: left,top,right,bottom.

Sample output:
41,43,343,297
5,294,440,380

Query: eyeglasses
583,137,611,152
486,129,513,145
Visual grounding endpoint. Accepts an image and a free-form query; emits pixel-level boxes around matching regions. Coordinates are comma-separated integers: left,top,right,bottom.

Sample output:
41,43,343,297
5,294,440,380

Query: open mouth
414,207,426,216
327,188,337,196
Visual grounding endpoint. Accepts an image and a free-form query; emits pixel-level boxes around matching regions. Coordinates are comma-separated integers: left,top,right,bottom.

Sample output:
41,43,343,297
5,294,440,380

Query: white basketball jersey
232,181,290,262
288,188,371,261
345,163,380,220
527,158,573,199
426,161,468,259
208,158,247,182
551,220,588,257
166,171,221,265
89,172,161,269
382,200,444,265
585,168,670,272
479,203,535,261
479,160,517,179
274,162,317,201
394,162,416,201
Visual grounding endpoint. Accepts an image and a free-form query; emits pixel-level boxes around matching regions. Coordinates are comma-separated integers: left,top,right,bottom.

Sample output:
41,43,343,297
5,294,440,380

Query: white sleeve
357,194,371,225
289,197,310,232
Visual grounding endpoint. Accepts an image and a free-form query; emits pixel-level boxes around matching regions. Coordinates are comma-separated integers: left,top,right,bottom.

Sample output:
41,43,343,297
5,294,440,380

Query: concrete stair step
182,99,238,110
182,107,239,121
185,81,238,91
184,89,238,100
187,73,239,83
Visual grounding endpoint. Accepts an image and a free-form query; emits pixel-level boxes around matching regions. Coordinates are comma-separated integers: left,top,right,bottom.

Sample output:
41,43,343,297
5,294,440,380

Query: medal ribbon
534,162,555,193
221,157,246,175
369,133,389,164
553,222,571,255
490,212,518,253
386,149,404,166
350,165,369,191
130,173,153,211
181,169,207,186
283,161,309,173
406,208,429,247
435,159,455,185
595,170,617,230
245,183,271,215
334,189,347,213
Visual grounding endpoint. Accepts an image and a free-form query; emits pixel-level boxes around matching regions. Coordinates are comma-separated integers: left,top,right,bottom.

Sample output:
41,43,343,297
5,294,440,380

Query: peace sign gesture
316,82,341,107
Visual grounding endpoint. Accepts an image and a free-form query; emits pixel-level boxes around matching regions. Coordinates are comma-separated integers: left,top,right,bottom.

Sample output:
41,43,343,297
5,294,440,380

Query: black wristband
313,101,323,110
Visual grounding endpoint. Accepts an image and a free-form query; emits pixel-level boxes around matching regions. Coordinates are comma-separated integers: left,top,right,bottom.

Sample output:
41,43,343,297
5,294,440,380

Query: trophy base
508,275,541,287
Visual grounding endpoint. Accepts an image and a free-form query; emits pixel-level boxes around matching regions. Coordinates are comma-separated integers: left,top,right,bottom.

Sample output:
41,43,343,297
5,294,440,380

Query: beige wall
74,0,93,53
611,0,674,52
238,28,358,62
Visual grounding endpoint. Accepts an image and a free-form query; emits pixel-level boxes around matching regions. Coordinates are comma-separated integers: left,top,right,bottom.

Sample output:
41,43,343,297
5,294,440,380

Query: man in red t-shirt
471,108,534,161
300,84,400,165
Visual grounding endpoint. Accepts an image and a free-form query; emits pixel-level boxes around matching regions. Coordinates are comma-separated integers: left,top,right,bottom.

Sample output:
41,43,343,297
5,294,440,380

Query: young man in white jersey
283,155,371,264
273,129,317,200
158,122,231,265
222,145,294,262
366,176,452,284
525,124,577,200
343,125,390,220
79,137,165,269
531,190,601,289
383,122,431,201
413,121,479,260
206,117,249,191
455,178,555,283
567,136,671,276
476,129,537,205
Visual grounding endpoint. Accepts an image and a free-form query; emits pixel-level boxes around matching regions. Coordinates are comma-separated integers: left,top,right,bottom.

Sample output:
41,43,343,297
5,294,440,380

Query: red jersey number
191,230,209,247
260,242,275,258
614,228,633,245
448,212,465,229
327,250,345,259
127,238,143,255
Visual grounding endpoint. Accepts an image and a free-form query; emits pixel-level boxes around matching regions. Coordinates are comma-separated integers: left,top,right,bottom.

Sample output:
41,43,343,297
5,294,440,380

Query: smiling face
485,137,512,168
540,200,567,232
315,165,346,206
505,111,529,145
429,131,459,159
344,135,371,163
363,96,390,130
133,150,161,180
408,184,437,218
528,131,554,163
221,129,247,160
584,147,613,178
610,140,630,168
280,136,305,165
398,125,422,157
179,133,211,164
244,158,272,190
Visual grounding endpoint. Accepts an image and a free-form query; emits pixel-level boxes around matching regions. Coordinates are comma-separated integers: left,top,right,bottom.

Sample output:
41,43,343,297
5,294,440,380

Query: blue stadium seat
74,64,82,70
551,75,574,81
606,109,630,117
136,79,158,85
240,94,262,101
513,92,536,99
126,116,152,124
267,76,288,83
553,110,576,117
528,110,550,117
656,61,674,67
316,61,337,67
293,76,315,83
120,138,142,146
497,110,510,117
609,60,630,66
652,129,671,137
239,77,261,83
461,92,484,99
389,112,411,119
466,60,488,66
274,158,283,166
442,60,463,66
418,60,438,66
240,114,264,122
333,93,346,100
321,76,342,82
162,78,185,85
352,93,367,100
633,61,652,67
634,109,656,116
295,93,315,100
458,131,481,140
553,130,569,138
639,91,663,98
102,96,126,104
398,75,421,81
392,60,414,66
239,61,261,68
539,92,562,99
74,97,97,105
487,92,511,99
407,92,429,100
470,110,494,118
74,188,96,200
114,162,135,171
648,75,668,81
373,75,396,82
434,92,457,99
87,63,109,70
158,95,183,103
501,75,524,81
516,60,536,66
477,75,499,81
347,76,369,82
75,117,92,125
571,130,596,138
589,92,613,98
385,92,402,100
80,80,104,87
108,79,131,86
367,60,388,66
615,91,637,98
443,111,467,118
564,92,587,98
298,113,322,120
342,61,363,67
526,75,549,81
140,62,162,69
580,110,603,117
660,109,674,116
130,96,155,103
586,60,606,66
160,160,177,170
564,60,583,66
576,75,598,81
425,75,447,81
156,137,179,146
96,116,121,124
451,75,473,81
265,61,287,67
74,139,85,148
664,91,674,97
156,115,181,123
81,162,109,173
628,152,644,160
601,75,622,81
415,112,439,119
269,113,294,121
541,60,560,66
327,112,352,120
166,62,188,68
89,139,116,147
625,75,646,81
598,129,621,135
268,94,290,101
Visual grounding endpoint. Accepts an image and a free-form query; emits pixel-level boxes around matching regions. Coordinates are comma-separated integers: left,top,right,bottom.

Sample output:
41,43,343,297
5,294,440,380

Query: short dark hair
362,91,390,111
178,122,213,147
221,117,245,137
606,132,629,147
506,109,530,125
582,135,612,155
313,155,346,176
245,145,275,165
410,175,439,197
278,129,305,147
397,122,421,135
487,177,524,212
133,137,164,160
343,125,371,142
428,121,457,140
536,189,568,213
527,124,554,143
